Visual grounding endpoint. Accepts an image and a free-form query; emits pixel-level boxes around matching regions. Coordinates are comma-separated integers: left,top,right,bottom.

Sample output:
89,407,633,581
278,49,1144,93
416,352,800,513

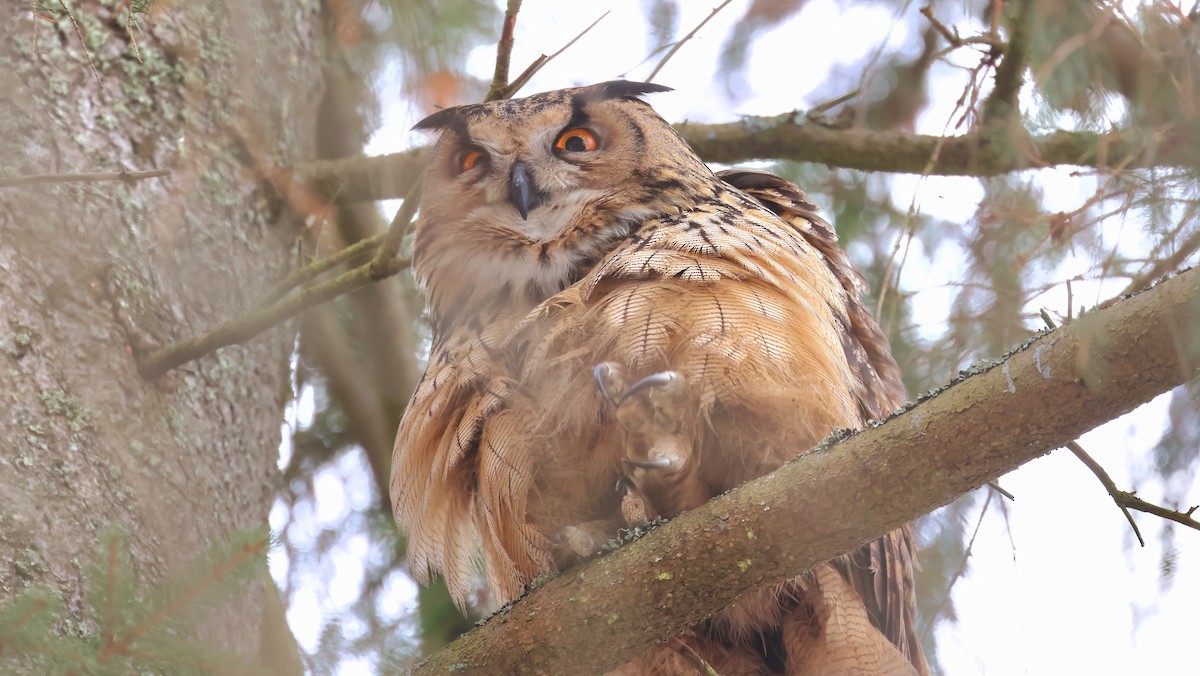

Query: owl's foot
555,480,658,559
594,363,682,408
595,365,688,469
556,521,613,558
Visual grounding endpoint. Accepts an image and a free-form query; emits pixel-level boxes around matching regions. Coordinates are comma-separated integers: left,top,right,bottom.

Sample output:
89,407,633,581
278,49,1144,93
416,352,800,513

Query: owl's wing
718,168,927,673
716,169,906,418
390,325,552,607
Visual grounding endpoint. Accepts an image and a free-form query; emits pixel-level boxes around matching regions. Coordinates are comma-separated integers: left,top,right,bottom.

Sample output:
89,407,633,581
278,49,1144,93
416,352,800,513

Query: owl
391,81,928,675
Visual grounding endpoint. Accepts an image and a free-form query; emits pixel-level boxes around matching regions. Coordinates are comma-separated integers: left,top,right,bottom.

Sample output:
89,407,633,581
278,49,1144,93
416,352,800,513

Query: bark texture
0,0,323,664
413,266,1200,674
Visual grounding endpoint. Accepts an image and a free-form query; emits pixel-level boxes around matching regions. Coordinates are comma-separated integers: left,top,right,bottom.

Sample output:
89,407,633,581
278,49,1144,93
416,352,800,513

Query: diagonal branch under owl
392,81,928,674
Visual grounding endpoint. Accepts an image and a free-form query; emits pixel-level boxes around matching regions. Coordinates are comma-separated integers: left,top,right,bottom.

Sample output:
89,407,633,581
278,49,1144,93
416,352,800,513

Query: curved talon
617,371,681,405
593,362,622,406
624,456,674,469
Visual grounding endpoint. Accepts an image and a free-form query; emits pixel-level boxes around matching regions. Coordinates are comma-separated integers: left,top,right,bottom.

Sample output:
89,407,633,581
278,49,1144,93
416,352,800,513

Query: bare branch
920,5,1006,53
368,181,421,274
302,123,1187,207
921,491,994,640
412,267,1200,673
485,0,524,102
675,119,1176,178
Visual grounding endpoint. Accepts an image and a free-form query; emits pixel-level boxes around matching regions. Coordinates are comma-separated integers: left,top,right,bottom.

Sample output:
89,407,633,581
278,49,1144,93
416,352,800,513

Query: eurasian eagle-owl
391,81,928,675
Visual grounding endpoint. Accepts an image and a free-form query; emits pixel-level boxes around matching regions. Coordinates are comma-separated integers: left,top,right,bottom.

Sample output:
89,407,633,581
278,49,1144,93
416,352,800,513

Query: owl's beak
509,162,542,220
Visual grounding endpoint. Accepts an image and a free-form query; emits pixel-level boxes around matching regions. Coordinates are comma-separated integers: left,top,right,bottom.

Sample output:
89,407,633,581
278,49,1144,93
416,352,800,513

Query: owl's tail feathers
610,566,918,675
782,565,920,675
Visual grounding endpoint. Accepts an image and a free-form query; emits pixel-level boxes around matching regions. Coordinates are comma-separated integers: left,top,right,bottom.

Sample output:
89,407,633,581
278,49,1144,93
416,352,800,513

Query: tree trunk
0,0,322,668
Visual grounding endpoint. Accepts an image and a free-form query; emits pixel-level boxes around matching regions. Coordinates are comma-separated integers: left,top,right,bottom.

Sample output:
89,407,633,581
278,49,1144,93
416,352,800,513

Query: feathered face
411,81,709,331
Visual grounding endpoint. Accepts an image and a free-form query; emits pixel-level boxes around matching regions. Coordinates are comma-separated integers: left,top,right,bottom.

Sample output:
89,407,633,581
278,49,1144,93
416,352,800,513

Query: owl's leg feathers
619,477,657,526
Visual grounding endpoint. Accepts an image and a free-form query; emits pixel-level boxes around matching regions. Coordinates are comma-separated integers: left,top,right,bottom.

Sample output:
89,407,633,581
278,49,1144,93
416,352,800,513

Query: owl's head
411,81,710,331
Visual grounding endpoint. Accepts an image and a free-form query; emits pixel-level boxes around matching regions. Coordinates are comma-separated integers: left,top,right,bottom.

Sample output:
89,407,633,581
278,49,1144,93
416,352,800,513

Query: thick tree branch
134,116,1186,377
413,266,1200,674
299,123,1183,208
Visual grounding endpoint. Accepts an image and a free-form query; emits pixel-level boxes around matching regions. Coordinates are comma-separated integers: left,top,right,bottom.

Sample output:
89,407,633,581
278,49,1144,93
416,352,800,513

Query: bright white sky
274,2,1200,674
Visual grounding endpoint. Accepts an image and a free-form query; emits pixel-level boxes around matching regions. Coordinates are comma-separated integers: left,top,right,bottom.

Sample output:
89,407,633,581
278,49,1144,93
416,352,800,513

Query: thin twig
1065,440,1145,546
504,55,548,98
808,89,859,117
115,0,144,63
920,4,962,46
137,255,411,379
258,232,384,306
485,0,523,102
987,481,1016,501
1120,226,1200,296
920,4,1006,53
1031,11,1114,94
1115,494,1200,533
0,168,170,188
500,11,610,100
646,0,735,83
369,180,422,273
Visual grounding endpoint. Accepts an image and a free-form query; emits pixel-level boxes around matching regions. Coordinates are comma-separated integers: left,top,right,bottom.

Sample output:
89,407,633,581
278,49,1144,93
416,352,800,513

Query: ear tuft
413,106,466,132
596,80,673,101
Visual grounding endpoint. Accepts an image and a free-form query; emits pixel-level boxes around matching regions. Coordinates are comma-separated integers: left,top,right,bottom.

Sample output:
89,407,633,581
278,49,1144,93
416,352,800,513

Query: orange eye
459,149,484,172
555,128,599,152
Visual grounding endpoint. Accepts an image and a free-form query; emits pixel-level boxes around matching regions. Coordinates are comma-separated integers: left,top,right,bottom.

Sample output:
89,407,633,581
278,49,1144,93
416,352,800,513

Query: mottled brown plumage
391,81,928,674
